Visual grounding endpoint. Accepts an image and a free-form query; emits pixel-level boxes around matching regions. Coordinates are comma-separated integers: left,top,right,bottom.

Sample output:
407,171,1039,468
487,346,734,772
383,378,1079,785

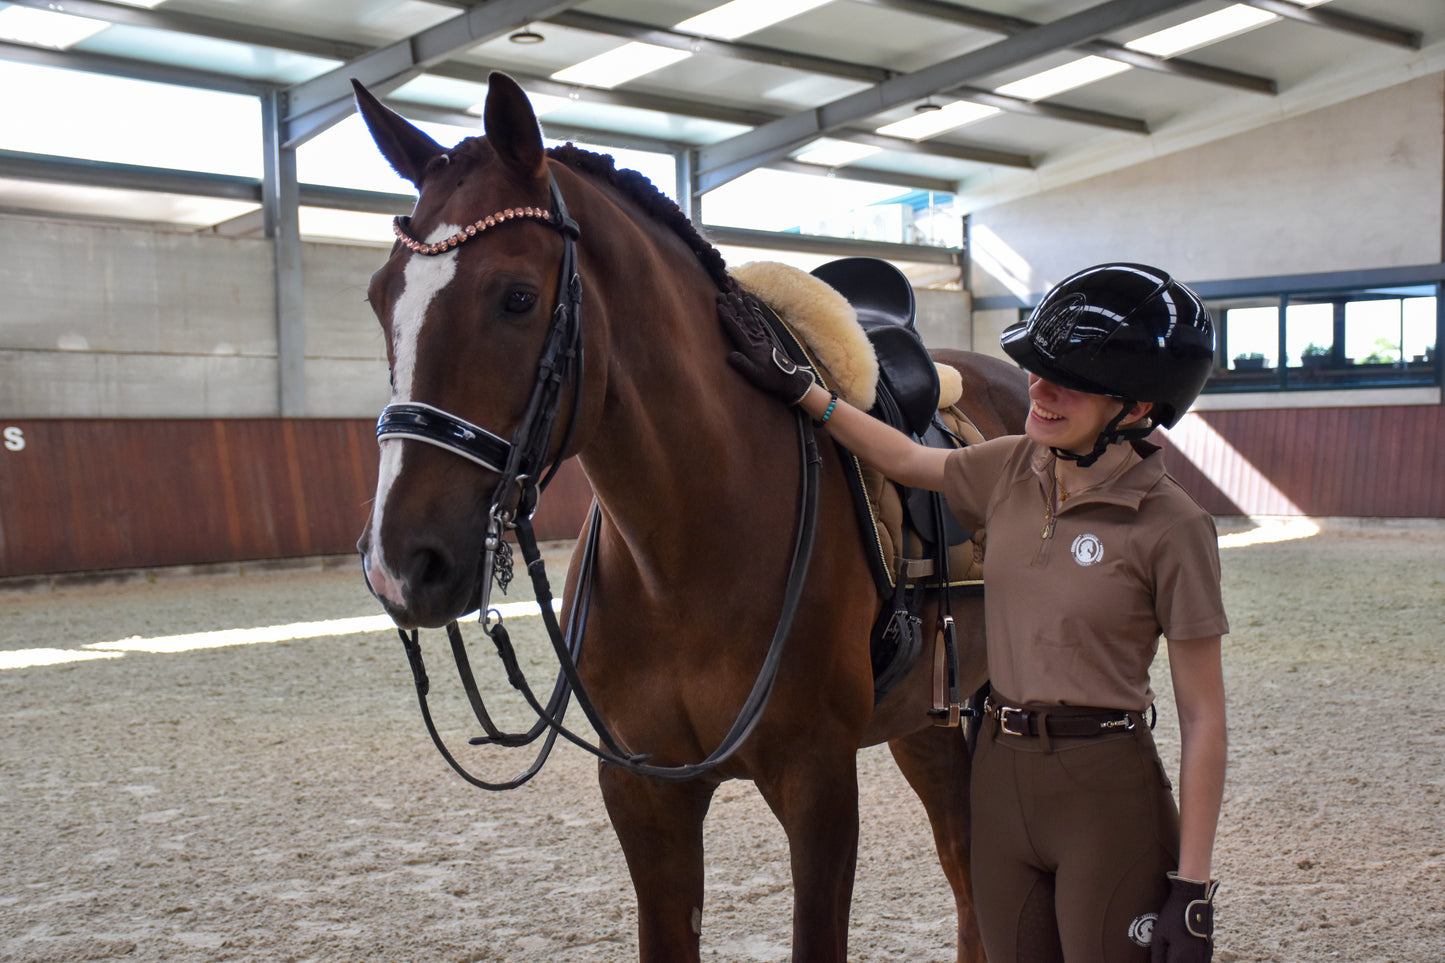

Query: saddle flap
868,324,941,438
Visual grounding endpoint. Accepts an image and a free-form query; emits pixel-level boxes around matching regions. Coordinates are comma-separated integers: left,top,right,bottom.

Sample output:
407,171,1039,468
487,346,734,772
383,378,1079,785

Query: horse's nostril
406,542,454,588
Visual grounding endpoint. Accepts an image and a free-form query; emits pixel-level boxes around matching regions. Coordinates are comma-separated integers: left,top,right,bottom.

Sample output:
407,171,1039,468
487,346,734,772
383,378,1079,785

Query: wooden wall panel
0,407,1439,578
1156,405,1444,518
0,419,592,579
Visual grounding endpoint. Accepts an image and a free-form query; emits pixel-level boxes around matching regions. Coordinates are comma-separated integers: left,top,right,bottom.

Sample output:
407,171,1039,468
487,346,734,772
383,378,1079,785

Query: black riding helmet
1001,263,1215,465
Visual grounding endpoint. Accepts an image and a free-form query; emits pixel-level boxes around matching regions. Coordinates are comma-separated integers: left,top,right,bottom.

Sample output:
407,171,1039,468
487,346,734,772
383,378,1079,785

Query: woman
720,262,1228,963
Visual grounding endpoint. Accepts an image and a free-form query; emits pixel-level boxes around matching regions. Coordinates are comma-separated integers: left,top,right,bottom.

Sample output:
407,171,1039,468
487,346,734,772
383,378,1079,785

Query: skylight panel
994,56,1131,101
469,92,573,117
0,7,109,49
550,43,693,89
792,139,881,167
874,101,1000,141
1125,5,1280,57
674,0,833,41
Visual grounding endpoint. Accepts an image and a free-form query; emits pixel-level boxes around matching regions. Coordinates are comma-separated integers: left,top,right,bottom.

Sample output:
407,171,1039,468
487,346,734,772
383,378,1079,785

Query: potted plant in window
1301,342,1331,369
1233,351,1266,371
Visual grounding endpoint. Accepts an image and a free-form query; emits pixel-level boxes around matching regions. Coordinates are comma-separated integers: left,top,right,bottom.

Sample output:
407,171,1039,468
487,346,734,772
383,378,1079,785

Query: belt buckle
997,706,1029,737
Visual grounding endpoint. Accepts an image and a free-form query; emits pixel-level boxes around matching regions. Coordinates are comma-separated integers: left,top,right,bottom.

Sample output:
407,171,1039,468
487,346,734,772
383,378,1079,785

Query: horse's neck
574,269,792,575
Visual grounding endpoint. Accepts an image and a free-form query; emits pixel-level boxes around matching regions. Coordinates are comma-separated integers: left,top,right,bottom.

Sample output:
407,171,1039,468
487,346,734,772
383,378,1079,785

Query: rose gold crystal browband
392,205,557,256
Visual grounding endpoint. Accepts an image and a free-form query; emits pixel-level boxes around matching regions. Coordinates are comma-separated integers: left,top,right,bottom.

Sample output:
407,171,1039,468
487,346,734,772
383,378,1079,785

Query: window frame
1205,281,1443,394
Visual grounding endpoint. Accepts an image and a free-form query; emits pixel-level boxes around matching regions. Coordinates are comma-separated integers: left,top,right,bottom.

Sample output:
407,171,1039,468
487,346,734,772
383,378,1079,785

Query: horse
354,71,1028,963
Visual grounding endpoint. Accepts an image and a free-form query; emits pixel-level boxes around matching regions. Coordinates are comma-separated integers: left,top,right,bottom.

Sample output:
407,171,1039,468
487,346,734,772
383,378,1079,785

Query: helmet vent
1031,293,1087,360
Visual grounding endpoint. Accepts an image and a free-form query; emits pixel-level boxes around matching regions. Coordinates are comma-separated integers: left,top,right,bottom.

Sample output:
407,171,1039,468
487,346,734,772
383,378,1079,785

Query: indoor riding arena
2,2,1443,962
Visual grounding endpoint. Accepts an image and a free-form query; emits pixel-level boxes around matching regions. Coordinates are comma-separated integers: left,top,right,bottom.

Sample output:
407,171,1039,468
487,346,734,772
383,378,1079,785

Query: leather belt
983,696,1141,738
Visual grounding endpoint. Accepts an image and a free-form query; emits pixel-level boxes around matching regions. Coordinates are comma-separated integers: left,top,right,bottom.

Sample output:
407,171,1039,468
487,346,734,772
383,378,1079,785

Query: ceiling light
0,7,109,49
994,56,1131,101
793,139,881,167
1125,5,1279,57
673,0,832,41
550,43,693,89
875,101,999,141
509,29,545,44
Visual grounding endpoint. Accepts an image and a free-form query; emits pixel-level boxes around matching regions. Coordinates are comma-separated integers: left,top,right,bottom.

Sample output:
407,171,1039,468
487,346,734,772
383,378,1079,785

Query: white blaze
366,226,463,602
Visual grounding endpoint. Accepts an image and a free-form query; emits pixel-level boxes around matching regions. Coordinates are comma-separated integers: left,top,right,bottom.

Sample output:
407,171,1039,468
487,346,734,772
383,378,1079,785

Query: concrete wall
966,70,1445,358
915,287,972,351
0,214,390,418
0,211,975,417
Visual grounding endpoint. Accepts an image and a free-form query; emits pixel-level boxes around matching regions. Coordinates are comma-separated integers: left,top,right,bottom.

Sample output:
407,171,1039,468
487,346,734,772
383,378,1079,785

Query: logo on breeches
1128,912,1157,946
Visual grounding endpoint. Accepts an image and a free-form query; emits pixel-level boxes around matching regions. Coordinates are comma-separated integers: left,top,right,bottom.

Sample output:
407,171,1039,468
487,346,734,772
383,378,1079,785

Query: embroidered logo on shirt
1071,533,1104,566
1128,912,1157,947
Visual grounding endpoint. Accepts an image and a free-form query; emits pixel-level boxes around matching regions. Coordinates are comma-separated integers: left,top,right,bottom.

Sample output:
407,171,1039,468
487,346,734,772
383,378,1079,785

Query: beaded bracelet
816,391,839,426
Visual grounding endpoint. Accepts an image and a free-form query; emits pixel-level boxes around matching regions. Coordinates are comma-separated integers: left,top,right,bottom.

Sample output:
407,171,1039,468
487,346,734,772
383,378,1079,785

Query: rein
380,169,821,787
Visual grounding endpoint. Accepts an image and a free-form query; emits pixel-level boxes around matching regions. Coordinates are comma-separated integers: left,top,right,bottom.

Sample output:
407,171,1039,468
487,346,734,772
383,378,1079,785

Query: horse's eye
505,290,538,314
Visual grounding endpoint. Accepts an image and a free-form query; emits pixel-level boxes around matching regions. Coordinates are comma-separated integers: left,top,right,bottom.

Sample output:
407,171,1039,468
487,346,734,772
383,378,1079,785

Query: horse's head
355,73,583,628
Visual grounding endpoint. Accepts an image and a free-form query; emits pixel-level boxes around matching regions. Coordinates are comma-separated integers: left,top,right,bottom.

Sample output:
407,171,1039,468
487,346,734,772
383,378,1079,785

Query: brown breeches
969,707,1180,963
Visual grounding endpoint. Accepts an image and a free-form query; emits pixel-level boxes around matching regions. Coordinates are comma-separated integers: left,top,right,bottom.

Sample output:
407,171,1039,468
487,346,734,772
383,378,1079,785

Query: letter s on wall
3,427,24,452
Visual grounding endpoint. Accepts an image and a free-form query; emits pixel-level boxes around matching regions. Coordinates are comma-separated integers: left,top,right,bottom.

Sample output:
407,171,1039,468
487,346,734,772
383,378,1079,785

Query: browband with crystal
393,206,554,256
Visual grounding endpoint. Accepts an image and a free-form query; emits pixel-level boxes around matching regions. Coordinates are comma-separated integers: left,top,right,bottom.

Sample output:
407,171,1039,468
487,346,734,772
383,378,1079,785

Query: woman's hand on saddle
717,290,815,404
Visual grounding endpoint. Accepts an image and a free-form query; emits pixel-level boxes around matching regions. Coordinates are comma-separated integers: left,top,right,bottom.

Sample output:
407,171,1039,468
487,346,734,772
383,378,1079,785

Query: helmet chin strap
1051,401,1151,469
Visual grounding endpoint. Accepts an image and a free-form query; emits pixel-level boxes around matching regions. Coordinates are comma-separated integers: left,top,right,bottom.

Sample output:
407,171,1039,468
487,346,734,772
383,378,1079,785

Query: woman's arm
797,383,952,492
1166,634,1227,880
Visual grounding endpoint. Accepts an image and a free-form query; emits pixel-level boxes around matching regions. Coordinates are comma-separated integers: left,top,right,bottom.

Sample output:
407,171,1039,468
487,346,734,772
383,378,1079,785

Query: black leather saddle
809,258,976,700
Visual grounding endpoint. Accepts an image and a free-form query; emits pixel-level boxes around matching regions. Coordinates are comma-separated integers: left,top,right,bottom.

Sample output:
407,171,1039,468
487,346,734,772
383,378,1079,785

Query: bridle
375,167,821,788
379,172,584,571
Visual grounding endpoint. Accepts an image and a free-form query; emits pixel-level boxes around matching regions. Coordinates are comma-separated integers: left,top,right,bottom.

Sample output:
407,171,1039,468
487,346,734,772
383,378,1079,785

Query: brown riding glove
1150,872,1220,963
716,290,815,405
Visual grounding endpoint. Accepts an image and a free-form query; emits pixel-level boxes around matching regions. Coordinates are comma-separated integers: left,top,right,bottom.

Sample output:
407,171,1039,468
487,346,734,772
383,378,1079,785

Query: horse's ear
482,71,546,179
351,78,446,189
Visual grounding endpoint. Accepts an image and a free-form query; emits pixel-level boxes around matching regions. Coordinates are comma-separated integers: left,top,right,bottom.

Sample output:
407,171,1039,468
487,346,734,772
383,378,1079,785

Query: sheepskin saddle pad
730,261,986,599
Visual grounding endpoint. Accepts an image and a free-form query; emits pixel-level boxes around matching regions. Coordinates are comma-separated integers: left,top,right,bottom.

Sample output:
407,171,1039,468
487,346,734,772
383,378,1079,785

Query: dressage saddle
807,258,978,703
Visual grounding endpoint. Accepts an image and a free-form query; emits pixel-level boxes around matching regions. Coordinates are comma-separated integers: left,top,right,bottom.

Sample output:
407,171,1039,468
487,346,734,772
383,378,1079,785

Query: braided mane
546,144,731,291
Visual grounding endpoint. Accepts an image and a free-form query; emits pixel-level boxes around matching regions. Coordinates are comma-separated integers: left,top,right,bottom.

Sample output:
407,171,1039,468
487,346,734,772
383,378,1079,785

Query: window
1207,284,1441,392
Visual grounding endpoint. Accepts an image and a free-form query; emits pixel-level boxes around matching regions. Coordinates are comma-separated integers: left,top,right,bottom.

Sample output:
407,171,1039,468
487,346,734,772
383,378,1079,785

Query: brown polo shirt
943,436,1228,711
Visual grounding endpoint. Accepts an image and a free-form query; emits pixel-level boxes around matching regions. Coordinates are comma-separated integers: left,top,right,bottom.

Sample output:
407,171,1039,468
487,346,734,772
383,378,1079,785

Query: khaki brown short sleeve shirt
943,436,1228,711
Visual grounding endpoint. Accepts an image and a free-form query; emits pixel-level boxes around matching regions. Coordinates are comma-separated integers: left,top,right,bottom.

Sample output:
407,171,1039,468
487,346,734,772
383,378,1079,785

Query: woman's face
1025,374,1147,455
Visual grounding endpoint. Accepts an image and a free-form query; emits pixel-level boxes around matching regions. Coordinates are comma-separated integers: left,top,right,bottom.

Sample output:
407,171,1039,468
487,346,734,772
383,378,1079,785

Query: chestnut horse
355,72,1027,963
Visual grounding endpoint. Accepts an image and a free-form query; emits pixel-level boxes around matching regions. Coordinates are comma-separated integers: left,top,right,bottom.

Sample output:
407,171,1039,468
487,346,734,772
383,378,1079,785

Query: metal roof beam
1240,0,1422,49
703,225,962,265
544,11,891,84
387,99,975,189
695,0,1202,194
541,10,1149,133
948,86,1149,133
418,64,1034,167
0,39,270,95
3,0,365,61
280,0,581,148
853,0,1277,94
0,149,417,213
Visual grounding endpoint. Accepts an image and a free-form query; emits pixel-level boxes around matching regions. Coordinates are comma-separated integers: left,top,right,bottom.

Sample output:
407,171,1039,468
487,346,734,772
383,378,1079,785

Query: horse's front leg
598,764,717,963
888,725,984,963
755,745,861,963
